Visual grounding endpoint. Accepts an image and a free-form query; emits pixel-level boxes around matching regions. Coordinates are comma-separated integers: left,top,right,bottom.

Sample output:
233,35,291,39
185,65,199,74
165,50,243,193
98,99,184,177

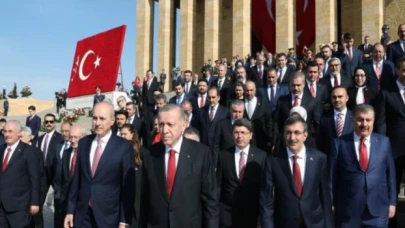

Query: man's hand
119,224,129,228
64,214,74,228
30,205,39,215
389,205,396,218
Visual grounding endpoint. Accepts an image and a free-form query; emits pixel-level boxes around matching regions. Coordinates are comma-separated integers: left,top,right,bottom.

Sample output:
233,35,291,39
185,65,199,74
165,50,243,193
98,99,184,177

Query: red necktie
375,62,381,80
334,75,339,87
70,149,77,177
199,95,205,108
209,107,215,122
167,149,176,198
359,137,368,171
310,83,315,97
292,156,303,197
348,49,353,61
258,67,263,79
293,96,299,107
2,147,12,172
239,151,246,182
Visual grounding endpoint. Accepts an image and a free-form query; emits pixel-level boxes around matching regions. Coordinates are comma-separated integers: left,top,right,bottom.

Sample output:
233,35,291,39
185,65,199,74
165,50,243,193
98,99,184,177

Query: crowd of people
0,24,405,228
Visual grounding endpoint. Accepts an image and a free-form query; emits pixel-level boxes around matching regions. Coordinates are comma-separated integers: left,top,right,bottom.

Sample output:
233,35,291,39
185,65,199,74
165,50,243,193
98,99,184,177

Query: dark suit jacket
375,85,405,158
259,84,289,113
205,76,215,87
168,94,190,105
60,147,74,215
142,138,219,228
67,134,135,226
189,95,210,115
317,110,354,154
0,142,41,212
26,115,41,139
188,113,199,129
265,59,276,68
217,146,266,227
358,43,373,56
32,146,48,205
212,78,231,107
0,134,4,146
347,86,378,110
277,66,296,84
198,105,230,149
250,65,268,88
387,40,405,65
361,60,396,90
37,131,62,187
184,82,197,97
93,94,105,107
142,79,160,108
320,74,354,95
132,146,148,228
329,133,396,220
304,82,329,106
213,119,234,164
54,141,68,200
347,48,363,75
260,148,333,228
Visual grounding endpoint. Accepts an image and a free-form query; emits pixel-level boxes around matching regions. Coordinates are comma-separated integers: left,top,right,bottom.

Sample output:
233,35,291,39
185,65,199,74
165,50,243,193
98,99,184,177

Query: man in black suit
199,87,230,150
26,105,41,143
183,70,197,97
320,57,354,95
260,116,333,228
159,69,167,87
93,86,105,107
113,109,129,136
181,100,199,129
142,104,219,228
362,43,396,90
250,55,268,88
244,81,274,151
3,98,8,116
213,64,231,106
203,67,215,87
189,79,210,114
340,33,363,76
305,61,328,107
258,68,290,113
265,52,275,68
0,120,41,227
387,24,405,65
213,99,245,164
142,69,160,117
358,36,373,60
217,118,266,228
276,53,296,84
126,102,145,137
374,56,405,227
169,82,190,105
317,87,354,155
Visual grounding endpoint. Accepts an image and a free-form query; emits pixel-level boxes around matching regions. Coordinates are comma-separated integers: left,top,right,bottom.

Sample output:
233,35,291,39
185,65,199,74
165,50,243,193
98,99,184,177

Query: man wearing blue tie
169,82,189,105
329,104,397,227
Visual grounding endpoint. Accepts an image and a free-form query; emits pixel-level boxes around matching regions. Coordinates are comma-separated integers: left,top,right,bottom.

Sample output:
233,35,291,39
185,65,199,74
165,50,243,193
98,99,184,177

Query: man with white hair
0,120,41,227
319,57,353,95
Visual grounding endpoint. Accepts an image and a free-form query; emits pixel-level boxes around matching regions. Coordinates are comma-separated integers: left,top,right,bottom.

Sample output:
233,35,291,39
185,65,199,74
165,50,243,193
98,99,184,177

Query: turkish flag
67,25,126,98
296,0,315,54
252,0,276,53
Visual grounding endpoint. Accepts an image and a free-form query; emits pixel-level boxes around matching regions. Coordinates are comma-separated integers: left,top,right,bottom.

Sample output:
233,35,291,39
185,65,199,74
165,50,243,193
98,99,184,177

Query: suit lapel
84,136,95,178
391,87,405,111
302,149,315,197
172,139,192,200
4,142,24,172
343,111,353,134
279,150,299,197
152,143,169,203
63,148,73,180
368,134,378,170
229,148,239,182
251,99,261,119
345,135,364,171
327,114,337,138
93,135,118,178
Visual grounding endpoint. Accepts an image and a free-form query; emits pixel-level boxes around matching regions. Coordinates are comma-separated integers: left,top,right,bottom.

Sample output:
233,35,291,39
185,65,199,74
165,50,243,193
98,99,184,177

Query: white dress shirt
176,93,185,104
245,97,257,117
287,146,306,183
291,93,304,106
164,136,183,177
217,78,224,89
396,80,405,104
353,133,371,161
59,141,71,158
334,108,348,129
128,115,136,124
198,93,207,108
90,130,112,168
278,66,287,82
41,130,55,153
372,60,384,73
330,74,341,86
400,39,405,52
3,140,20,163
234,144,250,179
306,80,317,95
355,86,366,104
188,113,193,123
267,84,277,100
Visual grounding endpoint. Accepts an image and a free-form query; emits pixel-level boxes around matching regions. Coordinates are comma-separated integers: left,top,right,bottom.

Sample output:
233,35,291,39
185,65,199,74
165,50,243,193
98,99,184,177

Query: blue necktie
64,141,69,150
270,85,275,101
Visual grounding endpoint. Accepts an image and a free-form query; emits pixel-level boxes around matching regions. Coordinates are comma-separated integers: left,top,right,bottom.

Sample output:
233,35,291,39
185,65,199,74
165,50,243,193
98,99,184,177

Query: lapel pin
310,157,313,161
251,154,254,156
135,167,138,171
187,154,191,158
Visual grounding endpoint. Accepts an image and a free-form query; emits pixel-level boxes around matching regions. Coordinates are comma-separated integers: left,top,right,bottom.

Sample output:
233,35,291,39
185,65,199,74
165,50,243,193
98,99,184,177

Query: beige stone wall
204,0,220,63
385,0,405,42
193,0,205,76
340,0,362,44
136,0,154,81
315,0,337,50
361,0,384,44
232,0,251,58
219,0,233,61
179,0,196,73
275,0,294,53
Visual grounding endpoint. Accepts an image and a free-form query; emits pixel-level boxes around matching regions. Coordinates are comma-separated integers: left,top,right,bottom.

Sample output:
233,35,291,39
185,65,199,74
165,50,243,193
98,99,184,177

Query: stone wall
384,0,405,42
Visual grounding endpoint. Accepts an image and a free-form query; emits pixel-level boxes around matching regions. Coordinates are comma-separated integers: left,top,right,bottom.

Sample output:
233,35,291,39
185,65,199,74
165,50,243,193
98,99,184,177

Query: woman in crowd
120,123,148,228
227,81,245,107
290,106,308,121
347,67,378,110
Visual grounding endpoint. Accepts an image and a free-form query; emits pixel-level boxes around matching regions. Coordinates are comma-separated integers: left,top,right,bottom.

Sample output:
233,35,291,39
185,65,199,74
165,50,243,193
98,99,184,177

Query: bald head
92,102,115,137
244,81,256,100
70,125,86,149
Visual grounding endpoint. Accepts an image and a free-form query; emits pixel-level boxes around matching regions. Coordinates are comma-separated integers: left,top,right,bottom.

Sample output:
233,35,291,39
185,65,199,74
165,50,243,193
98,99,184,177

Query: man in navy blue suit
317,87,354,154
169,82,190,105
387,24,405,65
341,33,363,76
259,68,289,113
64,102,135,228
329,104,397,227
92,86,105,107
25,105,41,143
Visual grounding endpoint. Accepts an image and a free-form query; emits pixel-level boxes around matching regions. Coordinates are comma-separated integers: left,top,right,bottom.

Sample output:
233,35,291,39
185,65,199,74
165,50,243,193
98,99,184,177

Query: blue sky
0,0,180,101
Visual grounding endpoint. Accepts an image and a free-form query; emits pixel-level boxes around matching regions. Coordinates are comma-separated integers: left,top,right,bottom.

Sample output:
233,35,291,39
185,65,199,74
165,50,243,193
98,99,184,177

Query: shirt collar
291,93,303,100
372,59,383,65
245,96,257,103
306,79,316,85
396,80,405,90
269,83,277,88
334,108,348,117
286,146,306,159
46,129,56,137
95,130,113,144
235,144,250,155
165,136,184,154
7,140,20,151
210,103,219,110
353,132,371,142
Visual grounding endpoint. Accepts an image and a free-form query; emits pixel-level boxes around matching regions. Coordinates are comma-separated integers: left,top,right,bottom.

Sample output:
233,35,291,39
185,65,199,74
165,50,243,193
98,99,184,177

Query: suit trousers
81,207,98,228
0,202,31,228
336,206,388,228
54,198,65,228
30,209,43,228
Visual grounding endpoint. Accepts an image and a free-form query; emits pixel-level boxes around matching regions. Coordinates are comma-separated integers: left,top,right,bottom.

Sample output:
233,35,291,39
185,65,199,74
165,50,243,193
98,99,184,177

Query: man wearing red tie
142,104,219,228
260,116,333,228
64,102,134,228
329,104,397,227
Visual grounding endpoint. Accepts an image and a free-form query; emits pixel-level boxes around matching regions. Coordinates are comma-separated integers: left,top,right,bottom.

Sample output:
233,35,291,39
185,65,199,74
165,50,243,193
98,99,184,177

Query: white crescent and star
266,0,275,22
77,50,102,81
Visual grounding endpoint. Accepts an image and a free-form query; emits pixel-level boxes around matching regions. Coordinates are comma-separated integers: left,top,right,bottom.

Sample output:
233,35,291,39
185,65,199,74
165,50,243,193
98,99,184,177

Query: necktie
185,83,189,94
42,134,50,160
177,96,181,105
92,138,102,177
359,137,368,171
375,62,381,80
270,85,275,101
336,113,344,136
258,67,263,79
348,49,353,61
248,100,254,119
278,69,283,81
167,149,176,198
199,95,205,108
70,149,77,177
2,147,12,172
209,107,215,122
333,75,339,87
64,141,69,150
310,83,315,97
292,156,303,197
364,44,367,51
293,96,299,107
239,151,246,182
218,80,223,90
147,80,151,89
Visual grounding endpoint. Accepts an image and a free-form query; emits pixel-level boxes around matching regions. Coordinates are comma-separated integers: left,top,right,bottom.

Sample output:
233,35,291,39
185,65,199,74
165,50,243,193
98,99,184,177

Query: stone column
232,0,251,57
361,0,383,44
275,0,294,53
315,0,337,51
180,0,196,73
136,0,154,81
158,0,175,92
204,0,220,63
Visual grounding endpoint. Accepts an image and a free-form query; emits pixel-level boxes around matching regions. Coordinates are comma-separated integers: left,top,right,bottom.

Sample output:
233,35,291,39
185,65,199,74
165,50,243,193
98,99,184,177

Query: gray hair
6,120,22,132
159,104,188,122
284,116,308,132
71,125,87,136
21,126,32,137
232,118,254,132
290,71,306,82
329,57,341,65
352,104,375,118
155,94,167,103
230,99,245,109
181,100,192,108
93,101,115,118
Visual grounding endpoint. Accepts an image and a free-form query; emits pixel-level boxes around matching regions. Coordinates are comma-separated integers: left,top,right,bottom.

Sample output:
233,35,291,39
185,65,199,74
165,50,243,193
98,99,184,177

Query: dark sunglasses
44,120,55,124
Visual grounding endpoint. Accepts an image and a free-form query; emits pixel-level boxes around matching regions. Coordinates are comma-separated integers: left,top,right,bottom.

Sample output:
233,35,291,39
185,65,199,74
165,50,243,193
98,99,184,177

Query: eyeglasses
284,131,305,137
44,120,54,124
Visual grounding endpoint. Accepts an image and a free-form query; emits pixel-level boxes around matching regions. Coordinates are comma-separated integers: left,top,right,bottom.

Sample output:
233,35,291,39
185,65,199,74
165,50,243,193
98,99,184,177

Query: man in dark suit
3,98,8,116
276,53,296,84
265,52,275,68
318,87,354,154
0,120,41,227
213,100,245,164
93,86,105,107
212,64,231,106
362,43,396,90
189,79,210,114
387,24,405,65
259,68,289,113
142,104,219,228
320,57,354,95
244,81,274,151
217,118,266,227
181,100,199,129
203,67,215,87
374,56,405,226
142,69,160,117
126,102,146,142
329,104,397,227
260,116,333,228
26,105,41,143
304,61,329,107
198,87,230,150
169,82,190,105
64,102,135,227
250,55,268,88
183,70,197,97
358,36,373,61
160,69,167,87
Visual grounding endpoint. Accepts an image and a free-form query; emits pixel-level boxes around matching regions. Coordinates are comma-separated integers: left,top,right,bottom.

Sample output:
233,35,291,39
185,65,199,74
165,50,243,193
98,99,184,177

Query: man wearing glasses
260,116,333,228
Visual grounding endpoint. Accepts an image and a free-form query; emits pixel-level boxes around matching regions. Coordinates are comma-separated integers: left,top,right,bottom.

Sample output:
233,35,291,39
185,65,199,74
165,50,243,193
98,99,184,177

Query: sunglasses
44,120,55,124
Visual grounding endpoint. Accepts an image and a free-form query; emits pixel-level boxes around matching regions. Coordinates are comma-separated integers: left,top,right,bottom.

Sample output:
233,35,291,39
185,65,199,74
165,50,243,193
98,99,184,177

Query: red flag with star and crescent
67,25,126,98
296,0,315,53
252,0,276,53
